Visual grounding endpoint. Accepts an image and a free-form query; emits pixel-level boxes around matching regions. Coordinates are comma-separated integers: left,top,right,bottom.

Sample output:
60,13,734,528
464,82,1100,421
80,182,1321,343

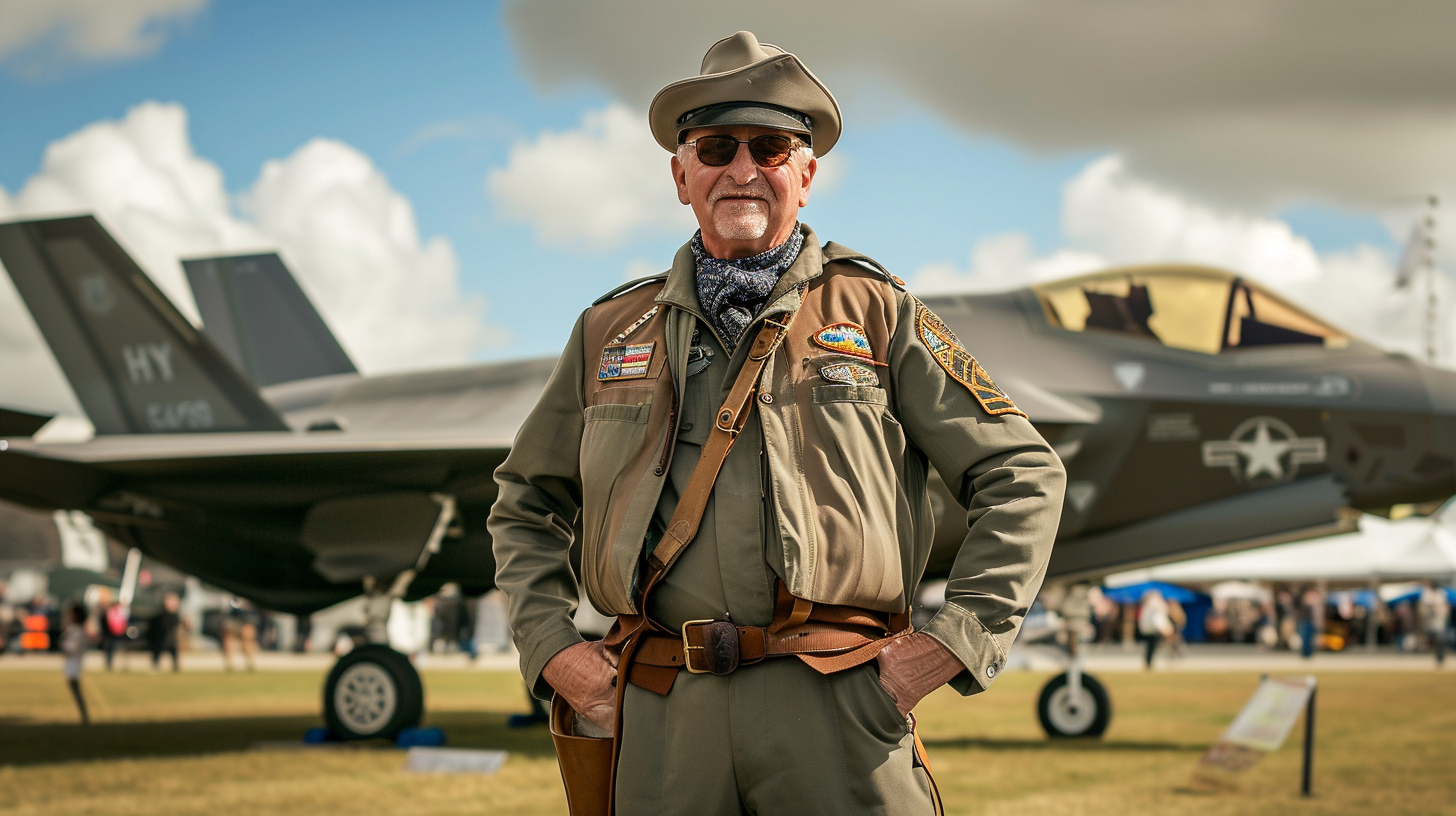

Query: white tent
1106,511,1453,587
1375,521,1456,581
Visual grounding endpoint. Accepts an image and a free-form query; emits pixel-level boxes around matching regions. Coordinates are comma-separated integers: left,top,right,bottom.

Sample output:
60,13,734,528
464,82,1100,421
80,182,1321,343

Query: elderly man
489,31,1065,814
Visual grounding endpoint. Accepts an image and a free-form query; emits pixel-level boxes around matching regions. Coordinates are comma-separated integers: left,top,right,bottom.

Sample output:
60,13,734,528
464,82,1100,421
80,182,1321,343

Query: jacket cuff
919,601,1007,696
522,625,586,701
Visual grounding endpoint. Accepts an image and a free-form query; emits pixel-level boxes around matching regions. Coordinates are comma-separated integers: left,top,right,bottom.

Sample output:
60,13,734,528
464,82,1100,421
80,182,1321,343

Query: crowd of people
0,581,191,724
1085,580,1455,666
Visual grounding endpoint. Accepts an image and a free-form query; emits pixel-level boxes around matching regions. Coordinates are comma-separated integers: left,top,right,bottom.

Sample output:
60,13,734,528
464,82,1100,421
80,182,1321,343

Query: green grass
0,668,1452,815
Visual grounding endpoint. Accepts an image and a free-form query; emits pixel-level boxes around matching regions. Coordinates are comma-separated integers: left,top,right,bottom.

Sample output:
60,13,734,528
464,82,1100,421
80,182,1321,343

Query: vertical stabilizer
183,253,357,387
0,216,289,434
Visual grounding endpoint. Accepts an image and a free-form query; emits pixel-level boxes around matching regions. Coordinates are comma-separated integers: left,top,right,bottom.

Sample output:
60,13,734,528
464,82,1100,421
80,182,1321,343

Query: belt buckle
681,619,740,675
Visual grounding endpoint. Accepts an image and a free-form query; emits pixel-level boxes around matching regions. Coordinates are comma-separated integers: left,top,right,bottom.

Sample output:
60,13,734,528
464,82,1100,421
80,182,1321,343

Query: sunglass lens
748,136,794,167
695,136,740,166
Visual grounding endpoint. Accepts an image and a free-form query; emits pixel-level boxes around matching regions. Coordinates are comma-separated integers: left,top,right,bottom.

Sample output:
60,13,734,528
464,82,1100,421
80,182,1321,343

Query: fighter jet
2,214,1454,740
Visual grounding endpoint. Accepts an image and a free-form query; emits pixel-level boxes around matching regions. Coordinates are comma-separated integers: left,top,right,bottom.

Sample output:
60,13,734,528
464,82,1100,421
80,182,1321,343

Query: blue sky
0,0,1425,388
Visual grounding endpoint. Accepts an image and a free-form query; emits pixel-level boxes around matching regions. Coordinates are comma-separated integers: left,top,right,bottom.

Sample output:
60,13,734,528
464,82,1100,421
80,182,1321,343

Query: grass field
0,666,1452,815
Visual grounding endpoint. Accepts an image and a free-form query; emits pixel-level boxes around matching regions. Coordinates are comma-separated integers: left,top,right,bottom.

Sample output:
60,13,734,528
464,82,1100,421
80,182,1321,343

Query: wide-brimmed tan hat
649,31,841,157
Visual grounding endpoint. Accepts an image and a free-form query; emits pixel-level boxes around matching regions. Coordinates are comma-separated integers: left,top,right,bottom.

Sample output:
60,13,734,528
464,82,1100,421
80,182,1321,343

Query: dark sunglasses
682,134,803,168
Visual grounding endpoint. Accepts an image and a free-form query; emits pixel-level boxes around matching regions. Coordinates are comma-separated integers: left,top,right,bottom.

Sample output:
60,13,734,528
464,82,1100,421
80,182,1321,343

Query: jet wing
0,431,513,517
0,406,53,437
0,433,515,614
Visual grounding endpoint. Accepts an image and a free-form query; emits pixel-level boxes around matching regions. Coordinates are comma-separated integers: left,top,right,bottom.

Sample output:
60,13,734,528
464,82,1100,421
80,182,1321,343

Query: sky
1,0,1452,426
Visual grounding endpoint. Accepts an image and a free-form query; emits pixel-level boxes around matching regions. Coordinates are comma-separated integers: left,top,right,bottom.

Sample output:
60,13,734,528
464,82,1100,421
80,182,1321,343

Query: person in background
1297,586,1323,658
220,598,258,671
293,614,312,653
1137,589,1173,670
1393,598,1416,651
1165,596,1187,659
146,591,182,672
61,603,90,724
1417,581,1451,668
0,580,13,653
431,583,462,653
101,599,128,671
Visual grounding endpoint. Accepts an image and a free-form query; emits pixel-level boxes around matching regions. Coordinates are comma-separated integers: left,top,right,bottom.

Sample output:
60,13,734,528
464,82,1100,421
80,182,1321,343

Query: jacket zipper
654,386,678,477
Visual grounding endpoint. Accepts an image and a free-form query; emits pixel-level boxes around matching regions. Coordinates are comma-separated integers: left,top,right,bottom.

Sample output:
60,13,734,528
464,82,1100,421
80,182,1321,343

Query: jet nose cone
1422,367,1456,416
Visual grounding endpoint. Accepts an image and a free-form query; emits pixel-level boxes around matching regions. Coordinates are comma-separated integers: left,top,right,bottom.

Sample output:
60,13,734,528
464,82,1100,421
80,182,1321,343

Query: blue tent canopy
1099,581,1208,605
1383,587,1456,606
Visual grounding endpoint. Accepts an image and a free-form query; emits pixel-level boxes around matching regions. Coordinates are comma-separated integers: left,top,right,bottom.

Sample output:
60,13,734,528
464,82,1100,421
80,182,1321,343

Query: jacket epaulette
820,242,906,291
592,273,668,306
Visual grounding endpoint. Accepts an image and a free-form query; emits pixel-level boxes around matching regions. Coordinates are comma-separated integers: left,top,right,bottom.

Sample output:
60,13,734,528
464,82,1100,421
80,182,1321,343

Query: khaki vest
578,245,930,616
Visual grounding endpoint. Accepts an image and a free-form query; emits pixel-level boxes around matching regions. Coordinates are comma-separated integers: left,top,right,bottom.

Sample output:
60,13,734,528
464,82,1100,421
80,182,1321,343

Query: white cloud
488,105,694,251
245,139,500,373
909,154,1449,363
0,0,206,73
622,257,662,282
6,101,265,318
487,103,844,252
1062,157,1323,286
913,233,1102,295
505,0,1456,209
0,101,501,423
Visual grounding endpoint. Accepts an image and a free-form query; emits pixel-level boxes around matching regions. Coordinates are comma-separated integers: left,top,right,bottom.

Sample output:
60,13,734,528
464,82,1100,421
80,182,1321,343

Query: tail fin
0,216,288,434
183,253,357,387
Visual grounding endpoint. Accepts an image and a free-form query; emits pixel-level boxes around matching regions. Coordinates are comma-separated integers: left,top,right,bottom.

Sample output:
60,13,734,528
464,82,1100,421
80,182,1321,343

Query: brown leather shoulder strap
643,308,797,579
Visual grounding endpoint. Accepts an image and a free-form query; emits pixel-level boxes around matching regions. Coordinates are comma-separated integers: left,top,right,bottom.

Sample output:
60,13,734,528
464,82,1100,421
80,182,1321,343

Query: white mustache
709,186,772,203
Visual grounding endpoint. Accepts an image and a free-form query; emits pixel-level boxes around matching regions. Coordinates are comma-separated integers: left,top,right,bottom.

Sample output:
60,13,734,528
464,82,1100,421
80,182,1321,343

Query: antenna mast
1425,195,1440,365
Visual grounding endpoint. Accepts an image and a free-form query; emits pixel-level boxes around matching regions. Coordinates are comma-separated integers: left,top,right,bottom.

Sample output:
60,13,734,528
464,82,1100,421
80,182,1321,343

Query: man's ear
671,154,691,205
798,156,817,208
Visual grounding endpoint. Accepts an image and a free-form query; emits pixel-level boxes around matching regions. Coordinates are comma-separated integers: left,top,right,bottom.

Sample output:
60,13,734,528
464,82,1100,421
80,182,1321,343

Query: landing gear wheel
1037,671,1111,738
323,644,423,740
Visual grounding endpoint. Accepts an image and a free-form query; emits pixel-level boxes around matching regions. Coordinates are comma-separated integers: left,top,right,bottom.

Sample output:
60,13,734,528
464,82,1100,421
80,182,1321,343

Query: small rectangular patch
598,342,654,381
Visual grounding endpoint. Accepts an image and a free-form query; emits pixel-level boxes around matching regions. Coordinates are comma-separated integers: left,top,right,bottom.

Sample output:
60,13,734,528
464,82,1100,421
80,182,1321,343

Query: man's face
672,125,817,260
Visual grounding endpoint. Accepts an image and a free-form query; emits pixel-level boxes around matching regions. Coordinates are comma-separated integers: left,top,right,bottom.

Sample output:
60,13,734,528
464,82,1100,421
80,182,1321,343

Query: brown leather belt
631,617,907,677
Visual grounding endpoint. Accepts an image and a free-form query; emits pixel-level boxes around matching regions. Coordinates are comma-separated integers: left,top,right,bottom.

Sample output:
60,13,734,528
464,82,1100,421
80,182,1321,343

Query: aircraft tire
323,644,424,741
1037,671,1111,738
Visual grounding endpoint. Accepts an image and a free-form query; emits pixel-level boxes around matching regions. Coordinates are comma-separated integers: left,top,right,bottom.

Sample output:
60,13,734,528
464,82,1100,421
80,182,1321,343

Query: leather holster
549,693,613,816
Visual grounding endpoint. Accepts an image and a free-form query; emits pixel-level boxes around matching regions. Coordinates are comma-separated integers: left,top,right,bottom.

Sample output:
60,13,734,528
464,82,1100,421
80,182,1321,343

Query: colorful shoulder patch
598,342,654,381
915,301,1026,418
820,361,880,386
812,322,875,361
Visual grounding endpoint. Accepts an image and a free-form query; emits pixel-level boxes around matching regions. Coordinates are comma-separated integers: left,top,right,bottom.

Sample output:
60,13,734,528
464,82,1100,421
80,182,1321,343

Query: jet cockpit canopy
1034,265,1348,355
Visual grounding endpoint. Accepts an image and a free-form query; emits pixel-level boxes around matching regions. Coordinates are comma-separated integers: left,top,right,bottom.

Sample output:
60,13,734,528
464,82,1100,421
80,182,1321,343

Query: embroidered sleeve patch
812,322,875,360
915,302,1026,418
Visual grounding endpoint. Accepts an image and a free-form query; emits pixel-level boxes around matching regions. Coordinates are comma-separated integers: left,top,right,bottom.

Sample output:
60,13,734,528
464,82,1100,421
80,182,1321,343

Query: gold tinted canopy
1034,265,1347,355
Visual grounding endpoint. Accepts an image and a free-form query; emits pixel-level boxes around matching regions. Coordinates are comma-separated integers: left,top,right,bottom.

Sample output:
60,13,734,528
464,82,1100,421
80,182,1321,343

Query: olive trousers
614,657,937,815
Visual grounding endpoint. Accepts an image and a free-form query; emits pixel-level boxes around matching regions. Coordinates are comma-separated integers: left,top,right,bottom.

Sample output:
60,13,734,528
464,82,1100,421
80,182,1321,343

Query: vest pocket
802,385,908,611
580,399,652,603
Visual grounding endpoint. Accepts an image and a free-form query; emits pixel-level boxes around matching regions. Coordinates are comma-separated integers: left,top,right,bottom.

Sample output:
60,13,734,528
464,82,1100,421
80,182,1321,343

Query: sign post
1301,681,1317,796
1192,675,1318,793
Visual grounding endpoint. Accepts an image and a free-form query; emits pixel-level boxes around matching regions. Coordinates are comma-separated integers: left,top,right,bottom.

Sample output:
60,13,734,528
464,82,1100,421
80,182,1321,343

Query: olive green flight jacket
489,224,1066,700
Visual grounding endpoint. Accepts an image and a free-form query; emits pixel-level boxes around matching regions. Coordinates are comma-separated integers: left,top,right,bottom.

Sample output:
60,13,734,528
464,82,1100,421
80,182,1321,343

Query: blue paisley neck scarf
691,224,805,350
